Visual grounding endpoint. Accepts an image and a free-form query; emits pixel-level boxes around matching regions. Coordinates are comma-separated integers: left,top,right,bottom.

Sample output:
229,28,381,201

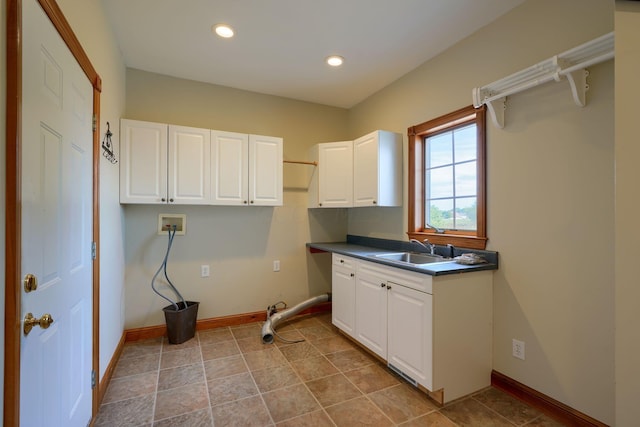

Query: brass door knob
23,312,54,336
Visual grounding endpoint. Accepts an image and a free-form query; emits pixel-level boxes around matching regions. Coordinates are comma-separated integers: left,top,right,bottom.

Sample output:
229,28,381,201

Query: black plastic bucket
163,301,199,344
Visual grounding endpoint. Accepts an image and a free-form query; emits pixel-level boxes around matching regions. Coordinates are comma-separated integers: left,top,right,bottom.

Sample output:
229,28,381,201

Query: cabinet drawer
358,259,432,294
333,253,356,269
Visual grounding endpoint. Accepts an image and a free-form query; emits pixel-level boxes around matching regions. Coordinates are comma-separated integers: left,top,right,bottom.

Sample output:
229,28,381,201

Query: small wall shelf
472,32,614,128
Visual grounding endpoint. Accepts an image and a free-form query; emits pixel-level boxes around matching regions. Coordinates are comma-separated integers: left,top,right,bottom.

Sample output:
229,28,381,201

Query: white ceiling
102,0,525,108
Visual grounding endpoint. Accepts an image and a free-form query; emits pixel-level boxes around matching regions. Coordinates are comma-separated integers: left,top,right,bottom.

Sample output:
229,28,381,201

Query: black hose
150,227,185,310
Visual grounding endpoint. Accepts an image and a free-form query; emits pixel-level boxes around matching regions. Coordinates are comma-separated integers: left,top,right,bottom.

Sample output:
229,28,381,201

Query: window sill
407,232,487,250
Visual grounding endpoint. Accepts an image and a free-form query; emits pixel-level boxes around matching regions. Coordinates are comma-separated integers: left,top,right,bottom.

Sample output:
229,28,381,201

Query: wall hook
101,121,118,164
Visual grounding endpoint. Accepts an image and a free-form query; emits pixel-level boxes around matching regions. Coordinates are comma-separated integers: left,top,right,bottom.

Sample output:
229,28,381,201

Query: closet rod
283,160,317,166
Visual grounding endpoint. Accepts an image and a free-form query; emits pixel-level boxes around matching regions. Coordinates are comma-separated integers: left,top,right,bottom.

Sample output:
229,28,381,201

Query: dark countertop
307,235,498,277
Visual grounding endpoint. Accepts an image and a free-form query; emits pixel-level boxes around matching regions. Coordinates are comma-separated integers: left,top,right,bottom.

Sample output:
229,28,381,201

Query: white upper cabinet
353,130,402,207
249,134,283,206
168,125,211,205
120,119,168,204
210,130,249,205
308,130,402,208
121,119,283,206
120,119,210,204
308,141,353,208
210,132,282,206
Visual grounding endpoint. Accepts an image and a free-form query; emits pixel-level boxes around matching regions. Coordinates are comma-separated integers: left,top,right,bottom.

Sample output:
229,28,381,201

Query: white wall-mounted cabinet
309,130,401,208
249,134,283,206
353,130,402,207
168,125,211,204
331,256,492,404
120,119,210,204
308,141,353,208
210,131,283,206
210,130,248,205
120,119,282,206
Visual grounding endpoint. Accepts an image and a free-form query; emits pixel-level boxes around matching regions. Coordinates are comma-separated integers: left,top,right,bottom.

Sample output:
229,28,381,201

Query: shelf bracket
485,97,506,129
565,69,589,107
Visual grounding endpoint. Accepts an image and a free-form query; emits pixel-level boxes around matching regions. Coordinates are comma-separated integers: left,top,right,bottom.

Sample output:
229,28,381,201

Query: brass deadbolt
23,274,38,293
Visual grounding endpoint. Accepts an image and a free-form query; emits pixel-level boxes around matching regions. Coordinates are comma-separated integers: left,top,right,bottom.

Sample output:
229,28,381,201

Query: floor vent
388,363,418,387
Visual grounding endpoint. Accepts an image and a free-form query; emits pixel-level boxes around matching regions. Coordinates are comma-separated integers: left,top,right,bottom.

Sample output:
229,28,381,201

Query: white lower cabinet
355,268,388,359
387,282,432,388
332,255,492,404
331,254,356,337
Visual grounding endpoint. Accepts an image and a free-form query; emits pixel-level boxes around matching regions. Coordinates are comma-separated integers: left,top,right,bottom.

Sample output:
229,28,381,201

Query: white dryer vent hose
261,293,331,344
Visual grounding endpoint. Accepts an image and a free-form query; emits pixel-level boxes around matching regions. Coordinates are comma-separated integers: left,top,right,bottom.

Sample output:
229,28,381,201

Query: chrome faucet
410,238,436,255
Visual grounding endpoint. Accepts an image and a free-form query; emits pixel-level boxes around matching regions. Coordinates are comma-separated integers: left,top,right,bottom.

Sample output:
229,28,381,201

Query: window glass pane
427,166,453,199
454,124,476,163
455,197,477,230
427,132,452,168
455,161,477,197
427,198,453,229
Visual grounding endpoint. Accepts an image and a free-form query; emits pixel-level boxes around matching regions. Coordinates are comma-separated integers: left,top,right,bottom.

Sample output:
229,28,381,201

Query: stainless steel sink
373,252,451,265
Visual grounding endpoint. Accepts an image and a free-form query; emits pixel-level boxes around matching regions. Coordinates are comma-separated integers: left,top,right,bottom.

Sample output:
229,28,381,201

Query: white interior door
20,0,94,425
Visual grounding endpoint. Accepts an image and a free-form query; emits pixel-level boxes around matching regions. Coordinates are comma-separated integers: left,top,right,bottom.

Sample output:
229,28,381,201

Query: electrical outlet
512,339,525,360
273,260,280,272
158,214,186,235
201,265,210,278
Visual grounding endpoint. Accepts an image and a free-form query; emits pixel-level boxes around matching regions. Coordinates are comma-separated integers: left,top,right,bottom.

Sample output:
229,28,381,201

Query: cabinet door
332,264,356,337
211,130,249,205
387,282,432,389
353,130,402,207
249,135,283,206
318,141,353,207
120,119,168,204
353,131,379,206
355,272,388,359
168,125,210,204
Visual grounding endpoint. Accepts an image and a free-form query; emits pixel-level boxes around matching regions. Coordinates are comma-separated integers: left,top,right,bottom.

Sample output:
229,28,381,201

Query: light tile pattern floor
95,313,566,426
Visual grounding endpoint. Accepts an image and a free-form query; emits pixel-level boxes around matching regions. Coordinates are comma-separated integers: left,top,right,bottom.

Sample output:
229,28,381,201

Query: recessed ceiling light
213,24,234,38
326,55,344,67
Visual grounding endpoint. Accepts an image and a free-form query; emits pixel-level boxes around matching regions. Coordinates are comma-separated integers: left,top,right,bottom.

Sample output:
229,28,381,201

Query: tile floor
95,313,565,426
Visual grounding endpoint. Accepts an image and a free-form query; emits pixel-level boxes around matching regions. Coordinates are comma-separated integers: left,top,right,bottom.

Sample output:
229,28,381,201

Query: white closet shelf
472,32,614,128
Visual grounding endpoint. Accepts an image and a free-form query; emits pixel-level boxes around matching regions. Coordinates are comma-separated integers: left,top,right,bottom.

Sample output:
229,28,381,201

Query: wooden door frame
4,0,102,425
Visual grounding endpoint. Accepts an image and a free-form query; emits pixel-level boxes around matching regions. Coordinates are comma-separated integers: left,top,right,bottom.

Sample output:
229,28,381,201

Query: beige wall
348,0,614,423
3,0,629,423
55,0,127,379
615,2,640,424
123,69,349,327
